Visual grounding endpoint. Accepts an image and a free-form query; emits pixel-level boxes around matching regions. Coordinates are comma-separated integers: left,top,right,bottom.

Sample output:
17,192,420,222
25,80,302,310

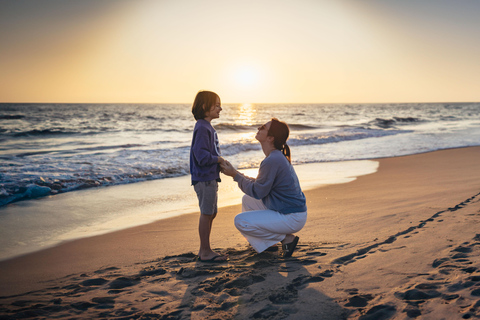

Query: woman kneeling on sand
221,118,307,257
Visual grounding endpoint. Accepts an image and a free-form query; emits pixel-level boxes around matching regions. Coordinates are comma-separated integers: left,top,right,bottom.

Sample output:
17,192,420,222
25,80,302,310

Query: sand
0,147,479,319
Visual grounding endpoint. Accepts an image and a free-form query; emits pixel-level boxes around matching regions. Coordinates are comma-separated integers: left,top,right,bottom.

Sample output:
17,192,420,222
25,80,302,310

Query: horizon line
1,101,479,105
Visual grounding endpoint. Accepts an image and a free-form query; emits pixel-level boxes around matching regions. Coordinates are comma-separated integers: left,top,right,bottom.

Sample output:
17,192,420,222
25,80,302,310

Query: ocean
1,102,479,259
2,102,480,206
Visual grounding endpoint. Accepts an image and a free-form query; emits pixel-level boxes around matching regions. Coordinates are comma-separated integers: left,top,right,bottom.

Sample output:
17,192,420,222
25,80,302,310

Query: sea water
0,102,479,259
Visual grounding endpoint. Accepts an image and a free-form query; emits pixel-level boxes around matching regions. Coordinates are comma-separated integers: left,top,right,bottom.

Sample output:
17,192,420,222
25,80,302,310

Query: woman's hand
220,160,237,178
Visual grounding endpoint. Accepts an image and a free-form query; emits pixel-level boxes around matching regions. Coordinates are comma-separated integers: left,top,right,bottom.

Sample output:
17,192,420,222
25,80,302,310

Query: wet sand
0,147,479,319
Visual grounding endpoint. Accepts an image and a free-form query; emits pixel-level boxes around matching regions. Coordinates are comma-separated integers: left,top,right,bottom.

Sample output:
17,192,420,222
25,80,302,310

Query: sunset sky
1,0,480,104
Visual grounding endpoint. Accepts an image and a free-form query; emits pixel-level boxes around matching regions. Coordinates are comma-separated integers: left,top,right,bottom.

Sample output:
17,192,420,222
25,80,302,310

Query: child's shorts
194,180,218,215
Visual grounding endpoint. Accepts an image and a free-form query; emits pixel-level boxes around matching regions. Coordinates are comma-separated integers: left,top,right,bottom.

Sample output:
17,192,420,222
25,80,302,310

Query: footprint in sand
108,276,139,290
358,304,396,320
344,294,374,308
268,284,298,304
81,278,108,286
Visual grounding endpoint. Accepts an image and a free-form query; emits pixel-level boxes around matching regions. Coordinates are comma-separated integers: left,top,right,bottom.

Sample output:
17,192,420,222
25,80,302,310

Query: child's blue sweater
190,119,221,183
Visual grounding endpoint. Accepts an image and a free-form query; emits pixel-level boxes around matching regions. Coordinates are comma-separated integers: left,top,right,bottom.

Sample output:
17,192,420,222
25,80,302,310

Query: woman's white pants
234,195,307,253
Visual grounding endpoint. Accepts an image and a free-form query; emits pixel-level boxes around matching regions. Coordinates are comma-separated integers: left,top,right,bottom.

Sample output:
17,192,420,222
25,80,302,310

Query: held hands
220,160,237,178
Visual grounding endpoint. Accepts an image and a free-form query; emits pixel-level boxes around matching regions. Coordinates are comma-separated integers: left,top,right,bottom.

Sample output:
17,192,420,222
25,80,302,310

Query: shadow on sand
0,243,350,319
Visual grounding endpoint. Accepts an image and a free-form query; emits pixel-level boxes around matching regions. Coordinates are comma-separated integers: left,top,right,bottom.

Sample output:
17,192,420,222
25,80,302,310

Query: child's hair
192,91,220,120
268,118,291,163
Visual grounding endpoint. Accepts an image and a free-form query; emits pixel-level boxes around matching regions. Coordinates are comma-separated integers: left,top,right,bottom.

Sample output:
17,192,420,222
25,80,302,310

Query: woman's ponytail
282,144,291,163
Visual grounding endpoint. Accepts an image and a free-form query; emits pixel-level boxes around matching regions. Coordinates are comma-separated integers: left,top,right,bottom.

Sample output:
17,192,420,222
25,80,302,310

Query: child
190,91,227,262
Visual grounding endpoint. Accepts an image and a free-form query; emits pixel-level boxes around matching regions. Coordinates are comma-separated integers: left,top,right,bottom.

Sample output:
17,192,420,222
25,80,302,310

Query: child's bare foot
198,251,228,262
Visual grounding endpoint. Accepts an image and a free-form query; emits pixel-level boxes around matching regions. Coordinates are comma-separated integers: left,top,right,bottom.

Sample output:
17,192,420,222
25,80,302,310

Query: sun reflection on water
237,103,257,126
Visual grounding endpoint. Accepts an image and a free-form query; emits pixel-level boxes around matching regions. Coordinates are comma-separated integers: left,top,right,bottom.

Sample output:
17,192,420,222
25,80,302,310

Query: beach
1,146,480,319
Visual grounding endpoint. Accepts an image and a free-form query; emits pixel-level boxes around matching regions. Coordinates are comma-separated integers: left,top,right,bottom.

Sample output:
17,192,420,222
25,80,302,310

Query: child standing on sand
190,91,228,262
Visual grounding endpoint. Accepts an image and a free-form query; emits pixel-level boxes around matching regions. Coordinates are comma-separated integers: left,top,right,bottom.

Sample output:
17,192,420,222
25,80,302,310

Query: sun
224,62,268,101
234,65,260,88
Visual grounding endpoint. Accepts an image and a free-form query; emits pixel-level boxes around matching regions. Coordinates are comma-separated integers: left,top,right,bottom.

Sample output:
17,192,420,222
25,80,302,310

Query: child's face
205,97,222,121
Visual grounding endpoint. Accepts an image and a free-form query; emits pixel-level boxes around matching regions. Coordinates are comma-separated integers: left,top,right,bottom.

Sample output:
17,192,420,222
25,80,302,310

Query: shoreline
0,159,378,262
1,146,480,319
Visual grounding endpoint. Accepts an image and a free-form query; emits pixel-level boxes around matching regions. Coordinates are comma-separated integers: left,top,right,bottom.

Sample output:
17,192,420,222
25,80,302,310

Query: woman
221,118,307,257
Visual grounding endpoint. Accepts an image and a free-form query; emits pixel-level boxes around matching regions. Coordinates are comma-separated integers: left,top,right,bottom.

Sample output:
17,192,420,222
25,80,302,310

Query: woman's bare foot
282,234,296,245
282,235,299,258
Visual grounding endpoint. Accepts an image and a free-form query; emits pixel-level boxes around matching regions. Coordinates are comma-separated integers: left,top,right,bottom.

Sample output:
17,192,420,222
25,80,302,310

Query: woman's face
205,97,222,120
255,121,272,142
